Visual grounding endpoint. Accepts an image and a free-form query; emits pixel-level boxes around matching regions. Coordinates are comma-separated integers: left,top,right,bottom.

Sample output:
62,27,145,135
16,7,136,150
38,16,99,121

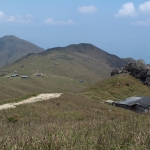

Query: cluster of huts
6,71,43,79
106,96,150,113
11,73,29,79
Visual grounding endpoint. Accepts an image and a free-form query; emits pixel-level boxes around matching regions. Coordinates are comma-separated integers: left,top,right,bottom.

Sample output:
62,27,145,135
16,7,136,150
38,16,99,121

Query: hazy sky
0,0,150,61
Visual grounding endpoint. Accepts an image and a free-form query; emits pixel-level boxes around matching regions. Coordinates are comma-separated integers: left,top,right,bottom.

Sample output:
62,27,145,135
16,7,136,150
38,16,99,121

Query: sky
0,0,150,62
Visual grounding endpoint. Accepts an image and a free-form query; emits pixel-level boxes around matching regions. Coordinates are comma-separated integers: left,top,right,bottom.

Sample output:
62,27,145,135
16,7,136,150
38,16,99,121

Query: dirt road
0,93,62,110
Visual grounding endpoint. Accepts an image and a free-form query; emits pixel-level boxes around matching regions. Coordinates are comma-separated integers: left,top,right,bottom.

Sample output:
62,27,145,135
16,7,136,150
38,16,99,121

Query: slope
84,74,150,101
0,35,44,67
0,43,128,102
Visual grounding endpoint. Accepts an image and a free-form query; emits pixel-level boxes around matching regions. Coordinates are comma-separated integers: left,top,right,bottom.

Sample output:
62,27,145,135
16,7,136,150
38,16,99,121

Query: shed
36,73,42,76
79,79,84,83
114,96,150,113
11,74,19,77
21,76,29,79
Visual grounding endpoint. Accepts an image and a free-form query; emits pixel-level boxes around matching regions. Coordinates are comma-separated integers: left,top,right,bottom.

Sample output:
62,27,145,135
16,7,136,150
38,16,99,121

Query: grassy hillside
1,93,150,149
0,43,128,102
0,37,150,149
0,66,150,149
0,35,44,67
0,75,89,104
84,74,150,101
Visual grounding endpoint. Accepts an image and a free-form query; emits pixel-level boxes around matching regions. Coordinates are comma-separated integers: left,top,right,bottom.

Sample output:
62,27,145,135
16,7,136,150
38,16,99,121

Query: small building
114,96,150,113
21,76,29,79
36,73,42,76
79,79,84,83
11,74,19,77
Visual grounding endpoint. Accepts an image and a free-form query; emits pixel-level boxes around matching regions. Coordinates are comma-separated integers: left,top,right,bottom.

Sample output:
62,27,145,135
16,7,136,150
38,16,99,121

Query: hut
114,96,150,113
79,79,84,83
21,76,29,79
36,73,42,76
11,74,19,77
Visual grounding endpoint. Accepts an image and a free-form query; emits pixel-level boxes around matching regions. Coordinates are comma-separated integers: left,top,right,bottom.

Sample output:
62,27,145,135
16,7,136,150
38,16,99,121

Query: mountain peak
1,35,20,40
0,35,45,68
67,43,96,49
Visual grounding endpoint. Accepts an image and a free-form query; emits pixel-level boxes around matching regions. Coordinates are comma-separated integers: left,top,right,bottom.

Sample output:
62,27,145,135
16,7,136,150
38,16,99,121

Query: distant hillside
84,74,150,101
1,43,128,82
0,43,131,102
0,35,44,67
43,43,128,69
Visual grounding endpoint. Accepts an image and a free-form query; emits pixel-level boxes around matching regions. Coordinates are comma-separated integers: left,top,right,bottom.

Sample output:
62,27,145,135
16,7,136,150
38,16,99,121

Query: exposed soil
0,93,62,110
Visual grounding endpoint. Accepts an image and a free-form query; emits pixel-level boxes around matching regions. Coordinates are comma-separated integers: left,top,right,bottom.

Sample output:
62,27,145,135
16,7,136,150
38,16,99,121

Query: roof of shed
11,74,18,76
21,76,29,77
115,96,150,107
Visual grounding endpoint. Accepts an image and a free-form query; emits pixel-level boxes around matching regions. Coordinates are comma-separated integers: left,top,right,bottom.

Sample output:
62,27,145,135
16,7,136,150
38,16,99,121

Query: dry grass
84,74,150,101
0,93,150,149
0,44,115,102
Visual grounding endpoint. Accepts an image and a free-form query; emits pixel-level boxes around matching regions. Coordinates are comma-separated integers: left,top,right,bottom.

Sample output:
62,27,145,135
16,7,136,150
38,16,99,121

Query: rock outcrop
111,60,150,86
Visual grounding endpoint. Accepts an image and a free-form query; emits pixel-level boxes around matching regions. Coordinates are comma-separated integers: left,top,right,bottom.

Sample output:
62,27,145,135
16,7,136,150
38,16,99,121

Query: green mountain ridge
43,43,128,69
0,43,129,103
0,35,44,67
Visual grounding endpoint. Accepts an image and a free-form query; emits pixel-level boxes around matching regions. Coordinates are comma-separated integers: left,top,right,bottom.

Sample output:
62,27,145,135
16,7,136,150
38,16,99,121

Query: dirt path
0,93,62,110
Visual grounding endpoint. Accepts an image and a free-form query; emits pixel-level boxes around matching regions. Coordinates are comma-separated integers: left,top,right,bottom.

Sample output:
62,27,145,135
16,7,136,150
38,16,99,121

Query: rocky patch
111,60,150,86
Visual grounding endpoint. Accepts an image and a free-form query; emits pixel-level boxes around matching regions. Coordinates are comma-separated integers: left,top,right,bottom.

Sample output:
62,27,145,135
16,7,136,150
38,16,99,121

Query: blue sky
0,0,150,62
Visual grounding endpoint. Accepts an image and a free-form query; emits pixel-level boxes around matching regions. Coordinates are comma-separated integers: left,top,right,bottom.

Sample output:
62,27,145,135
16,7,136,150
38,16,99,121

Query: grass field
0,93,150,149
0,73,90,104
0,45,111,103
84,74,150,101
1,39,149,149
0,43,129,104
0,75,150,149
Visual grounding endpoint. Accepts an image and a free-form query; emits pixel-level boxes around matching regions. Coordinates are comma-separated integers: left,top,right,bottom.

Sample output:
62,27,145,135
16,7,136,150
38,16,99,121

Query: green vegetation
0,35,44,68
4,93,39,104
0,40,150,149
0,74,89,104
0,43,129,102
0,93,150,149
84,74,150,101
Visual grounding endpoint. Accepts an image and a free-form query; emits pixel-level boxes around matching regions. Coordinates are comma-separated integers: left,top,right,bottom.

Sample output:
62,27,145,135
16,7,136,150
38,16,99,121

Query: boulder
145,77,150,86
111,60,150,87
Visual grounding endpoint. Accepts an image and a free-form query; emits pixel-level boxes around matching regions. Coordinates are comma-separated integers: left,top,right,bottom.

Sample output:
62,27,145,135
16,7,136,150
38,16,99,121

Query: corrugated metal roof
115,96,150,107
